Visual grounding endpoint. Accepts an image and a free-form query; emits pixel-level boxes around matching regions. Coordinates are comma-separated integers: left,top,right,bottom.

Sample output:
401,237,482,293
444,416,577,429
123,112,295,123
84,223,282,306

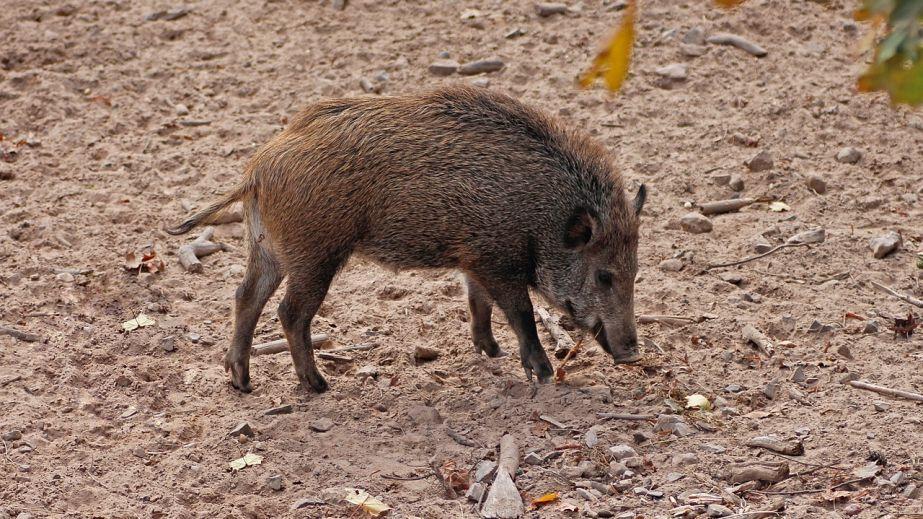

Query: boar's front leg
465,275,505,358
480,279,554,383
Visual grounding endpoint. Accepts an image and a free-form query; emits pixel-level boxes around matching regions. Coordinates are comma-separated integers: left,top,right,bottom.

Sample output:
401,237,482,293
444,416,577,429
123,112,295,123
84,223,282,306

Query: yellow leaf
344,488,391,517
228,452,263,471
685,394,711,411
136,313,155,327
769,201,791,212
531,492,560,507
122,318,140,332
579,0,636,93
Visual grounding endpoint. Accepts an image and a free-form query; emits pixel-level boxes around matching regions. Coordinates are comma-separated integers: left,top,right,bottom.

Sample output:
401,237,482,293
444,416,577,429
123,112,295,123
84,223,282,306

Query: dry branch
848,380,923,403
0,326,42,343
726,461,789,484
746,436,804,456
742,325,775,357
706,243,809,270
870,281,923,308
536,307,575,356
706,33,768,57
251,334,331,356
638,314,702,326
697,197,772,216
596,412,655,421
177,227,227,273
481,434,523,519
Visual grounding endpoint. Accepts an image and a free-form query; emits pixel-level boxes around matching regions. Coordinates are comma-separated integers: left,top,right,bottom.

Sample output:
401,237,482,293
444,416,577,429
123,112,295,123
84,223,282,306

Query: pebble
752,235,773,253
745,150,773,172
356,364,379,380
654,63,687,81
680,44,708,57
174,103,189,116
2,430,22,441
159,336,176,352
728,175,744,192
659,258,684,272
836,147,863,164
763,381,779,400
806,174,827,194
475,460,496,482
836,344,853,360
869,231,902,259
576,488,597,501
864,320,880,334
608,444,638,461
55,272,74,283
524,451,544,465
458,59,505,75
700,443,726,454
724,384,742,393
466,482,486,502
186,332,201,343
309,418,334,432
719,272,743,285
291,497,326,509
808,320,834,334
407,405,442,425
145,7,190,22
608,461,628,477
842,503,862,516
229,422,254,438
428,59,459,76
264,404,294,416
891,471,906,485
672,453,697,466
712,173,731,186
267,474,283,491
331,0,346,10
505,28,526,39
706,504,734,517
680,212,712,234
683,26,706,46
413,345,439,362
535,3,568,17
666,472,685,482
903,483,918,498
787,228,826,245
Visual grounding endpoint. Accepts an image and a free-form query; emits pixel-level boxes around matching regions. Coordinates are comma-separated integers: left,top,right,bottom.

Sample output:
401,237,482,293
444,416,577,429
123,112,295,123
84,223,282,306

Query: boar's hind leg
277,263,339,393
481,280,554,383
465,275,505,358
226,246,283,393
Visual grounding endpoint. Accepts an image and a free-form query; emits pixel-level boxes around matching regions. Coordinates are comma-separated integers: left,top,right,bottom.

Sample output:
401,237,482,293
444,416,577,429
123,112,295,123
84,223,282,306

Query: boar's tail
165,181,252,235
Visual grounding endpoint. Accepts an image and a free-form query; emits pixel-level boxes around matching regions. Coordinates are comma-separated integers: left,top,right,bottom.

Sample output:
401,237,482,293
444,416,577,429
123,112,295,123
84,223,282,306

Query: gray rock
683,26,706,46
707,504,733,517
763,381,779,400
680,212,712,234
466,482,486,502
806,174,827,194
159,335,176,352
505,28,526,39
659,258,684,272
836,147,862,164
331,0,346,10
356,364,379,380
864,320,880,334
267,474,284,491
746,150,773,172
474,460,497,482
700,443,726,454
229,422,254,438
535,3,568,17
264,404,294,416
873,401,889,412
655,63,688,81
869,231,902,259
428,59,459,76
787,228,825,245
608,461,628,477
842,503,862,516
728,175,744,192
752,235,773,253
608,444,638,461
471,78,490,88
2,430,22,442
576,488,597,501
413,345,439,362
578,459,606,478
666,472,685,482
903,482,918,498
309,418,335,432
891,471,906,485
672,453,697,466
524,451,544,465
836,344,853,360
712,173,731,186
407,405,442,425
724,384,742,393
680,44,708,57
458,59,505,75
719,272,743,285
808,320,834,334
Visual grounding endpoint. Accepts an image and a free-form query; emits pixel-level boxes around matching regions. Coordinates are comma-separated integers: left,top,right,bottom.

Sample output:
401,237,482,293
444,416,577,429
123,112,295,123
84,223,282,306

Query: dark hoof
612,352,643,365
474,337,505,358
302,373,329,393
225,357,252,393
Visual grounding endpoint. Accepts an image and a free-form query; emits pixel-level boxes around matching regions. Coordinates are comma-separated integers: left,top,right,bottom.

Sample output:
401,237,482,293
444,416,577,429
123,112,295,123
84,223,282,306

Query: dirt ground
2,0,922,518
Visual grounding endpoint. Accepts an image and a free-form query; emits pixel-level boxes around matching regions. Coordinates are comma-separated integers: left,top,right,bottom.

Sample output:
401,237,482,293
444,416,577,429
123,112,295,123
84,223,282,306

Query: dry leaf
124,246,166,274
715,0,746,6
685,394,711,411
344,488,391,517
229,452,263,471
768,201,791,212
441,459,469,493
579,0,636,93
122,313,156,332
531,492,560,507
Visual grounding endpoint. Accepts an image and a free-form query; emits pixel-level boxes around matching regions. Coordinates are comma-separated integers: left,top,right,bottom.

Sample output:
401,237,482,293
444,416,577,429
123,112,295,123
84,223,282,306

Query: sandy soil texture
1,1,922,518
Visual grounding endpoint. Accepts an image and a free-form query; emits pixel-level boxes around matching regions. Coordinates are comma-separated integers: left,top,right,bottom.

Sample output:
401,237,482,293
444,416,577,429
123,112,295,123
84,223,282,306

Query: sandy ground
2,1,922,518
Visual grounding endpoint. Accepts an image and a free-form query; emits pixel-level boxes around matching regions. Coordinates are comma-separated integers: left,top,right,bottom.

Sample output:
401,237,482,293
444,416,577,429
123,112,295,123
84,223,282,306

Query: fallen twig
596,412,655,421
0,325,42,343
481,434,523,519
1,375,23,387
742,325,775,357
706,243,809,270
177,227,227,273
381,471,434,481
446,427,479,448
537,307,575,358
638,314,703,326
697,196,773,216
848,380,923,403
706,33,768,57
870,281,923,308
252,334,331,356
746,436,804,456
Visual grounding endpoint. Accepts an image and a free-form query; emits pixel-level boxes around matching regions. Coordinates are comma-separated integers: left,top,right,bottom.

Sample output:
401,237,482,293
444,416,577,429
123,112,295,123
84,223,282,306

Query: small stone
752,235,773,253
719,272,743,285
413,345,439,362
608,462,628,477
869,231,902,259
659,258,684,272
359,78,381,94
186,332,201,343
666,472,685,483
524,451,544,465
655,63,688,81
683,26,706,46
712,173,731,185
728,175,744,192
873,401,890,412
356,364,379,380
55,272,74,283
903,483,918,498
792,366,806,384
267,474,283,491
466,482,486,502
309,418,334,432
585,427,600,448
836,147,863,164
608,444,638,461
2,430,22,442
535,3,568,17
720,407,739,417
672,453,697,466
853,462,882,480
680,212,712,234
724,384,742,393
891,471,906,485
806,174,827,194
836,344,853,360
475,460,497,482
175,103,189,116
624,457,644,469
579,460,606,478
458,59,505,75
787,228,826,245
741,292,761,303
229,422,253,438
763,382,779,400
331,0,346,10
505,28,526,39
264,404,294,416
700,443,726,454
842,503,862,516
159,336,176,352
808,320,834,334
746,150,773,172
672,422,696,437
428,59,459,76
407,405,442,425
706,504,733,517
680,44,708,57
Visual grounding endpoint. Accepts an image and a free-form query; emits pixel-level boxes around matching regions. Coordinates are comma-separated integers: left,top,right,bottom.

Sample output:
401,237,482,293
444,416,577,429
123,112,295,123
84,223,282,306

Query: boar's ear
633,184,647,216
564,207,598,249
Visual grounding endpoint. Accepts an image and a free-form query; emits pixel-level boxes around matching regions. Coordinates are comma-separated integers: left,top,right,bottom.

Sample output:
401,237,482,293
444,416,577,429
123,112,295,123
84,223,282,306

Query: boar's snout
594,321,641,364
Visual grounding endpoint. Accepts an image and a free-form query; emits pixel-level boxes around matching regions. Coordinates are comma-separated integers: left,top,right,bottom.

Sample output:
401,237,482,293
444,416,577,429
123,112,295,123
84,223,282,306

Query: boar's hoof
474,337,506,358
225,357,253,393
301,373,329,393
612,352,642,365
523,359,554,384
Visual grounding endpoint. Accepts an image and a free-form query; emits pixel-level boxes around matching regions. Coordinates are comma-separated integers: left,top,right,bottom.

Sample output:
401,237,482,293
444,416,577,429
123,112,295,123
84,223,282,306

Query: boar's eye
596,270,613,288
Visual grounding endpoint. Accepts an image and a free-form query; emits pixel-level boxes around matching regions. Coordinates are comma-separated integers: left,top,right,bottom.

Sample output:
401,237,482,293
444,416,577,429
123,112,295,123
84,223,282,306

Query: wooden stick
706,243,809,270
251,334,331,356
536,307,575,355
177,227,227,273
706,33,768,57
742,325,775,357
870,281,923,308
596,412,655,421
697,197,772,216
849,380,923,402
638,314,702,326
0,326,42,343
481,434,523,519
